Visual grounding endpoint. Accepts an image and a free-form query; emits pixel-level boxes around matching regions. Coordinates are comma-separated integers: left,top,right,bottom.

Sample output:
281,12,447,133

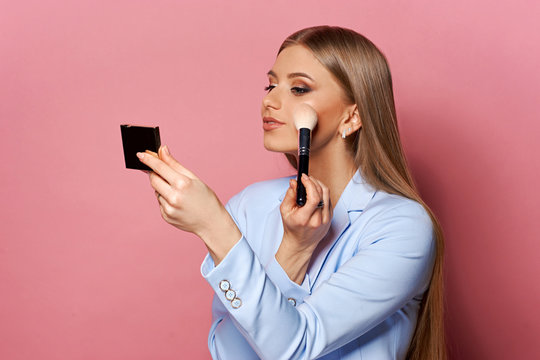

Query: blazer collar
341,169,376,212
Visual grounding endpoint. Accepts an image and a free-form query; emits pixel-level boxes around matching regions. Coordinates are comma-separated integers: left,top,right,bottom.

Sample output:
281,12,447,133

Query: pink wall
1,1,539,359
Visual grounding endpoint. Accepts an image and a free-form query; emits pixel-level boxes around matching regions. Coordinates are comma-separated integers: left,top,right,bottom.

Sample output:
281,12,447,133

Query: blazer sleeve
202,196,435,359
205,192,312,359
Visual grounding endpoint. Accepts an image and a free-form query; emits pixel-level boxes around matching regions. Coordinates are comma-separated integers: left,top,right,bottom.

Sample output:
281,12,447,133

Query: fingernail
137,152,145,159
302,173,308,179
163,145,170,155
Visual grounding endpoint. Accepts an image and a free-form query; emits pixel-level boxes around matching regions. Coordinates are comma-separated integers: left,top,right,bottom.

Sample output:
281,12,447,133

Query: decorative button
219,280,230,292
219,280,241,307
231,298,242,309
288,298,297,306
225,289,236,301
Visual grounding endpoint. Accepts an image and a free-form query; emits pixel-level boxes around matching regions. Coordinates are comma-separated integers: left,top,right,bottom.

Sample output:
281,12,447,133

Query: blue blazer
201,171,435,359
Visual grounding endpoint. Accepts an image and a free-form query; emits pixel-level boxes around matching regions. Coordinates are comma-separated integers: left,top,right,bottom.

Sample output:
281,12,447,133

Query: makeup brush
293,103,318,206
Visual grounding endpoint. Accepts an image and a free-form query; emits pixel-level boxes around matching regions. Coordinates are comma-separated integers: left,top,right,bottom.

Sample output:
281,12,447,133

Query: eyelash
291,86,311,95
264,84,312,95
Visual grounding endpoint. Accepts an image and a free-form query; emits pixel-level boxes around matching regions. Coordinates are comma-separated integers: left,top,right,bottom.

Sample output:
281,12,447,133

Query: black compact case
120,124,161,171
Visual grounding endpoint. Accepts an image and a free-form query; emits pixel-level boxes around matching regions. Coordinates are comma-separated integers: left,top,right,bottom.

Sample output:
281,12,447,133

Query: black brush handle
296,128,311,206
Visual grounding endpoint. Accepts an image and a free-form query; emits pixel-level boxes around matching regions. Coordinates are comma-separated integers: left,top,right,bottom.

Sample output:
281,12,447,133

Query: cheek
308,92,346,134
311,109,341,142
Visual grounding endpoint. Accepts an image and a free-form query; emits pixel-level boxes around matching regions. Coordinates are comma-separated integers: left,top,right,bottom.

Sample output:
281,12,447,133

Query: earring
348,127,351,133
342,130,346,139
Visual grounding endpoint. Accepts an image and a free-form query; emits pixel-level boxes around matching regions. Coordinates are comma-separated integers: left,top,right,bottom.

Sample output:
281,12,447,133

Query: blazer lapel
271,171,376,291
306,170,376,290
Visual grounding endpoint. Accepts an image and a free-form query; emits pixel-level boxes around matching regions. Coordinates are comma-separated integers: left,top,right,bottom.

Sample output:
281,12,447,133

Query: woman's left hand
137,146,241,264
276,174,333,284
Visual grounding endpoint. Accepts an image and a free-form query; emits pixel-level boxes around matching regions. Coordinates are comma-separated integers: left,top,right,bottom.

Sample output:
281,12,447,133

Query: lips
262,117,285,131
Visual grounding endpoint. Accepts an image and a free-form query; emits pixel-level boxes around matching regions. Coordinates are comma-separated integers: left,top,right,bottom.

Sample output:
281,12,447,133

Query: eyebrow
267,70,314,81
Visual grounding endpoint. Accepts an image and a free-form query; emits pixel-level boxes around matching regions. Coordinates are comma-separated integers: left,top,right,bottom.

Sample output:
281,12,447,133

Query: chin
263,135,297,153
263,143,296,154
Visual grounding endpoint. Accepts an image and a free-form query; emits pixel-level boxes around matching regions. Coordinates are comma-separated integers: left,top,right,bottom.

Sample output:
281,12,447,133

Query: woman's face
261,45,353,155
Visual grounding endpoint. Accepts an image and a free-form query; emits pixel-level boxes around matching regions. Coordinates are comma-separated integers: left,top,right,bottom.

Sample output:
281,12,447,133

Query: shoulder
366,191,431,224
357,191,434,252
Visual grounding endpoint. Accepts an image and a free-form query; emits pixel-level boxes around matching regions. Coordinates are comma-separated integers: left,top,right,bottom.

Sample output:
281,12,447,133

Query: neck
306,140,357,209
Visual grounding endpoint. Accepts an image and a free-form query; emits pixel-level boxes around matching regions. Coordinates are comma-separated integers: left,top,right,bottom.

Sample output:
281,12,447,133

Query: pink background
1,1,539,359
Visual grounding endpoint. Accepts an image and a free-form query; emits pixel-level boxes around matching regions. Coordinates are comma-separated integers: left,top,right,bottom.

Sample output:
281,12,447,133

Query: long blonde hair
280,26,446,360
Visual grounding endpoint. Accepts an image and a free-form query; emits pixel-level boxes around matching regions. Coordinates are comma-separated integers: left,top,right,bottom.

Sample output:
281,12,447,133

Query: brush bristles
294,104,318,130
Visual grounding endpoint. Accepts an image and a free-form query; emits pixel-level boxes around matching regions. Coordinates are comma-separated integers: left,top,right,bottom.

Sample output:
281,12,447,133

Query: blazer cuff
264,257,311,304
201,236,307,318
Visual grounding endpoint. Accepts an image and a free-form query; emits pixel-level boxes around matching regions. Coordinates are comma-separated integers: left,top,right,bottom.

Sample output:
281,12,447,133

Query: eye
264,84,277,92
291,86,311,95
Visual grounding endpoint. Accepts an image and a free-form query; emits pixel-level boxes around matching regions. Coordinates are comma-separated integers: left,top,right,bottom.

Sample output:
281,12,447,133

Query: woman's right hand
276,174,333,283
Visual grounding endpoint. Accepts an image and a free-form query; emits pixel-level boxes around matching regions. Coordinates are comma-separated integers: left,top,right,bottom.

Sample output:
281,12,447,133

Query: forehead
269,45,331,80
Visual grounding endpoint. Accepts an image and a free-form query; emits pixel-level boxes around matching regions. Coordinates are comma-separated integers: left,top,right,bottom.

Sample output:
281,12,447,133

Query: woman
137,26,446,360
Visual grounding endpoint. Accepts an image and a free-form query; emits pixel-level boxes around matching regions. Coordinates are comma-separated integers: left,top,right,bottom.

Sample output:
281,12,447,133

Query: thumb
159,145,197,179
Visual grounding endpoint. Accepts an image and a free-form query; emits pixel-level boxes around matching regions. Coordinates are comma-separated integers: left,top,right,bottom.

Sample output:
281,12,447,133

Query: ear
339,104,362,138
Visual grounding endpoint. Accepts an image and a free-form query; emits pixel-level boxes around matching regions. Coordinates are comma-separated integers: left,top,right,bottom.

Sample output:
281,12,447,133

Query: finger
310,177,327,207
158,197,174,223
158,145,197,179
300,174,323,212
148,171,176,203
310,177,331,223
155,189,171,210
157,191,175,216
145,150,159,158
280,179,298,214
309,176,324,199
318,181,331,224
137,151,189,187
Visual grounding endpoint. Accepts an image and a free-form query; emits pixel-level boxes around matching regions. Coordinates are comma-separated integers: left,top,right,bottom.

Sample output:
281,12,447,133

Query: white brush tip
294,103,318,130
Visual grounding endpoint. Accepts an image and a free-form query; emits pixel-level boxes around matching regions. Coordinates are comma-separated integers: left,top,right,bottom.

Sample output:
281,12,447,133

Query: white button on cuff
219,280,231,292
231,298,242,309
225,289,236,301
219,280,242,309
288,298,297,306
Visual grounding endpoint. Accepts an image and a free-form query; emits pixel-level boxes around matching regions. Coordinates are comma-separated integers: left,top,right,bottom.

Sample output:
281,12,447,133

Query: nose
262,88,281,110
